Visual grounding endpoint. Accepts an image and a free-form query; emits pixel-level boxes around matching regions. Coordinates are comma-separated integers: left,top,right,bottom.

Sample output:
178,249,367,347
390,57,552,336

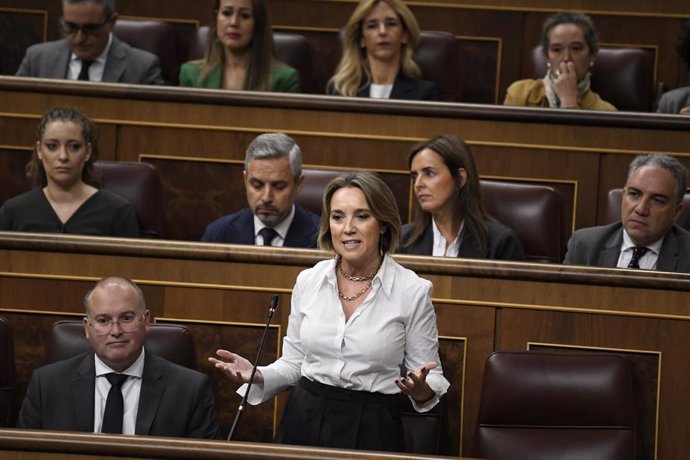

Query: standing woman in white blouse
210,172,449,452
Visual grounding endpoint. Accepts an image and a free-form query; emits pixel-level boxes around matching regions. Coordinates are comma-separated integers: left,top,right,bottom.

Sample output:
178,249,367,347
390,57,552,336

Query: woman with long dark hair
399,135,524,259
179,0,298,92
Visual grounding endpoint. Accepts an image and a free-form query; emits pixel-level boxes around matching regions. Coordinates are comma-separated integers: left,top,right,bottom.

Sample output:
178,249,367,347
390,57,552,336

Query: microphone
227,294,279,441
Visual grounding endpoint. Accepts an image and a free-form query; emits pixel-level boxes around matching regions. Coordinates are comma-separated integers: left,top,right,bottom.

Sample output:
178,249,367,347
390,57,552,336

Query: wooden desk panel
0,233,688,457
0,429,465,459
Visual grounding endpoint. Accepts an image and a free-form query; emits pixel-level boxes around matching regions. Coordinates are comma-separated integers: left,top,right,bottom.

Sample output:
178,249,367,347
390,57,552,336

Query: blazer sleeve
423,81,441,101
179,61,202,87
112,203,140,238
186,374,221,439
491,227,525,261
15,49,34,77
16,368,43,429
272,65,300,93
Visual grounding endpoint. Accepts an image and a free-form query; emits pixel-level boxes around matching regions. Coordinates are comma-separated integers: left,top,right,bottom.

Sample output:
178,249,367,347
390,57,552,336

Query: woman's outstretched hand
395,362,437,403
208,349,264,384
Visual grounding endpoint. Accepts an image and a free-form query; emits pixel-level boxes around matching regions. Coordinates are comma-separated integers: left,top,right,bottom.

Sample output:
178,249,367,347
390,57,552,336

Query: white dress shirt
369,83,393,99
253,205,295,247
431,219,464,257
93,348,144,434
67,33,112,81
617,230,662,270
242,255,450,412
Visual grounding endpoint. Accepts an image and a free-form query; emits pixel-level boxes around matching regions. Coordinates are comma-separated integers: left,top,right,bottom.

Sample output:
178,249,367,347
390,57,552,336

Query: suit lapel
103,36,127,82
73,354,96,432
390,74,411,99
598,228,623,267
284,207,313,247
657,229,679,272
135,353,164,435
232,209,256,245
406,224,434,255
50,41,72,79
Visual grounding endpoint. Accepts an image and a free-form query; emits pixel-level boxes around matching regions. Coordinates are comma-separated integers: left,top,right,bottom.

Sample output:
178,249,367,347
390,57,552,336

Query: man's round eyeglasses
60,18,111,36
87,313,143,334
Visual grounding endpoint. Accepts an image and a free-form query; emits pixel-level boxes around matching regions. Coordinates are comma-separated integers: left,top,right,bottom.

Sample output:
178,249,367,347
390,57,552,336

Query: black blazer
17,351,220,439
201,205,320,248
356,73,440,101
564,221,690,273
398,220,525,260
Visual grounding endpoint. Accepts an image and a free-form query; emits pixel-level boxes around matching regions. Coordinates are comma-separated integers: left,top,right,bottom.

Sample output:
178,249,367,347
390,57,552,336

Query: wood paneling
0,233,689,457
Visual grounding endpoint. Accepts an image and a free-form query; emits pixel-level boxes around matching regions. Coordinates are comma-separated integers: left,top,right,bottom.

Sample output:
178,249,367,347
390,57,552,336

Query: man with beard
202,133,319,248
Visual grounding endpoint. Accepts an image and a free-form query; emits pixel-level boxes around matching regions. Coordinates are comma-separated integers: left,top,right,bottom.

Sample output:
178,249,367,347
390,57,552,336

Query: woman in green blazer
179,0,299,93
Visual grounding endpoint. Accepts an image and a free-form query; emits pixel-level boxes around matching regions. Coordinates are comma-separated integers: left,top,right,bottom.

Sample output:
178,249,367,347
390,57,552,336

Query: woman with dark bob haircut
210,171,449,452
399,135,524,260
179,0,298,92
504,12,615,110
0,107,139,237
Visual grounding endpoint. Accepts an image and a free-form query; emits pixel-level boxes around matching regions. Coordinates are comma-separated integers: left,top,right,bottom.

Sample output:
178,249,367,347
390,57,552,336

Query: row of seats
0,317,638,458
6,159,687,261
65,161,690,263
112,19,656,110
92,161,569,262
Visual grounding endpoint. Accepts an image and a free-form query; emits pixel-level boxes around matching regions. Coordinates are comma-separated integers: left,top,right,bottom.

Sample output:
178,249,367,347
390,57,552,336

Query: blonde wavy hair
329,0,421,97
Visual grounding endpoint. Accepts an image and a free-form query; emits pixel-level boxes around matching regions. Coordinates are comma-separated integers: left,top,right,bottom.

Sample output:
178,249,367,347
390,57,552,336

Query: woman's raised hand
208,349,264,384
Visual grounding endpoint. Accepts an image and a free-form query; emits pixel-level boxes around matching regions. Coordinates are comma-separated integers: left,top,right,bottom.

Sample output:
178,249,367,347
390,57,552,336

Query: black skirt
275,377,404,452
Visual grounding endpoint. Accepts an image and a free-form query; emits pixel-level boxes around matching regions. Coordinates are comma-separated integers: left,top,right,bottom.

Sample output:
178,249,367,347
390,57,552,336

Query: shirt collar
621,229,663,254
431,218,463,257
94,346,145,378
70,32,112,65
253,205,295,240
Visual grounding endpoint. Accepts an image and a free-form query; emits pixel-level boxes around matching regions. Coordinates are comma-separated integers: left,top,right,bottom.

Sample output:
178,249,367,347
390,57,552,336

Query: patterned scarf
543,70,592,108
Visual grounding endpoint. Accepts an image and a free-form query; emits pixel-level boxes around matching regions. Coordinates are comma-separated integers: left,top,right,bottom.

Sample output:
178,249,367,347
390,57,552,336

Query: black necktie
627,246,649,269
78,60,93,81
102,373,128,434
259,227,279,246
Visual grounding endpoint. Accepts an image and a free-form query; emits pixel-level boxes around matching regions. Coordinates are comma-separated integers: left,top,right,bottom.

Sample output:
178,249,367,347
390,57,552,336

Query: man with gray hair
565,154,690,272
16,0,163,84
202,133,319,248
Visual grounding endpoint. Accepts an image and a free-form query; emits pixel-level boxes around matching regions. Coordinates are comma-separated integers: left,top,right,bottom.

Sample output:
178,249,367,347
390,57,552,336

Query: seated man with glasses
17,277,220,438
16,0,164,84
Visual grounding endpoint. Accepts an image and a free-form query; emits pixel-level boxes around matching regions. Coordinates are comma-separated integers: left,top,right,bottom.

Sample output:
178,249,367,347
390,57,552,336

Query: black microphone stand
227,294,279,441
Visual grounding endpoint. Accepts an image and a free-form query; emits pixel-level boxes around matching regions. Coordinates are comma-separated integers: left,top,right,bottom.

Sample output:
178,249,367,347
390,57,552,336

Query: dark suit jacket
656,87,690,114
201,206,320,248
356,73,440,101
564,221,690,273
398,220,525,260
16,36,164,84
17,351,220,439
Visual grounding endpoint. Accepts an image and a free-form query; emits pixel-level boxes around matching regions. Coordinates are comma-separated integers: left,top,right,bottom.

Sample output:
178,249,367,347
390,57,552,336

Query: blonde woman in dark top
179,0,298,92
328,0,439,100
0,107,139,236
